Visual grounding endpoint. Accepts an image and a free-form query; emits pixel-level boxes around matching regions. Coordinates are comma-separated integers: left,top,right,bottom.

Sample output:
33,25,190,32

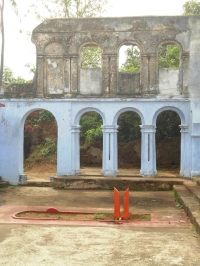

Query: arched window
119,45,140,73
81,45,102,68
158,43,180,69
158,43,181,96
80,44,102,95
118,44,141,95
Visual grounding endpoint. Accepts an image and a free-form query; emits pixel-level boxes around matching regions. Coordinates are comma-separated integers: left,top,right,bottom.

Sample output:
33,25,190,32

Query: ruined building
0,16,200,184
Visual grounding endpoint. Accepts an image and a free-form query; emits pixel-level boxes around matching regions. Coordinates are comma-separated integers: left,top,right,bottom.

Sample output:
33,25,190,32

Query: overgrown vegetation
173,189,183,209
37,138,57,157
24,110,57,164
81,46,102,68
118,112,141,142
2,67,26,86
156,111,181,141
80,112,103,146
158,44,180,69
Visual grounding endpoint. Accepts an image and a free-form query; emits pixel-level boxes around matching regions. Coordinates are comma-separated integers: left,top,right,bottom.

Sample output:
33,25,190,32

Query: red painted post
114,187,120,219
123,188,129,219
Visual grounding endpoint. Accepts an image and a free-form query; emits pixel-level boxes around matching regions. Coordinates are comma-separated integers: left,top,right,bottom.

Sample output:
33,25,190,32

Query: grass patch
173,189,183,209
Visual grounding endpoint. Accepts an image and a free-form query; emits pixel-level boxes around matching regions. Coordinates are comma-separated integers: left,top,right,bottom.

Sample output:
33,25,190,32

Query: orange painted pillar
123,188,129,219
114,187,120,218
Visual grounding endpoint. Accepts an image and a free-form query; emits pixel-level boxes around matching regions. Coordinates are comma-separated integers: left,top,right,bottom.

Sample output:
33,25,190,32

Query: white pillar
102,125,118,176
180,124,191,178
71,125,81,175
140,125,157,177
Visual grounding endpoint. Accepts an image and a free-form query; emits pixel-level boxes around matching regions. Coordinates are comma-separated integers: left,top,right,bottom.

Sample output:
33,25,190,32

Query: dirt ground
0,225,200,266
0,187,200,265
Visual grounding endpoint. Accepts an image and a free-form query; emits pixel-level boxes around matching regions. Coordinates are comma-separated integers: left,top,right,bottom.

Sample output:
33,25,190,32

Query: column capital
101,125,118,133
179,124,189,133
140,124,156,133
141,53,156,58
182,52,189,59
71,125,81,133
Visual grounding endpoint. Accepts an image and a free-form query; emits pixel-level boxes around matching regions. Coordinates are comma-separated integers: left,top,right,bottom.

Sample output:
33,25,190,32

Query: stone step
173,184,200,234
52,176,183,190
184,181,200,205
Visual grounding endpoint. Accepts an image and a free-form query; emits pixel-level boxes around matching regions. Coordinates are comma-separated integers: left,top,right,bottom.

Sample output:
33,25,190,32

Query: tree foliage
81,46,101,68
156,111,181,141
80,112,103,146
183,0,200,15
158,44,180,68
2,67,26,86
119,46,140,72
118,112,141,142
30,0,108,20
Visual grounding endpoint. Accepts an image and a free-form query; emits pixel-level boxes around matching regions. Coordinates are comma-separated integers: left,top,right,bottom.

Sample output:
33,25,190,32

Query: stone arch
156,40,183,55
118,41,142,55
153,106,183,174
74,107,106,125
152,106,185,125
113,107,144,126
115,107,143,173
78,42,103,67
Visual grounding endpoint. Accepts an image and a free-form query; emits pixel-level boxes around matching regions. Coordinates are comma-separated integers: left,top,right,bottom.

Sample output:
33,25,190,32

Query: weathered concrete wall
159,69,180,96
80,69,102,95
30,16,197,99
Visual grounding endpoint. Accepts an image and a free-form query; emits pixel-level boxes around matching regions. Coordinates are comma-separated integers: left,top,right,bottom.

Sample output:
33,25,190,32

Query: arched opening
156,110,181,174
80,44,102,95
23,109,57,181
117,111,141,174
79,111,103,174
81,45,102,68
118,44,141,95
158,43,181,95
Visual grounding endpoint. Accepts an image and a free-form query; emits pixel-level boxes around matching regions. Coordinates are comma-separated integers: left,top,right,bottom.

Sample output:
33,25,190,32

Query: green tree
2,67,26,86
120,46,140,72
80,112,103,146
158,44,180,68
183,0,200,15
0,0,18,87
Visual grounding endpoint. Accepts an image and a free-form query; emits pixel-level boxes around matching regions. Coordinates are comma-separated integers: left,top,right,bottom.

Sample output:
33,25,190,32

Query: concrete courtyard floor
0,186,200,265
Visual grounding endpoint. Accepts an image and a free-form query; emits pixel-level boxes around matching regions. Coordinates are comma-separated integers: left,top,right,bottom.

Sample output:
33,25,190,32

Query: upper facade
6,16,200,99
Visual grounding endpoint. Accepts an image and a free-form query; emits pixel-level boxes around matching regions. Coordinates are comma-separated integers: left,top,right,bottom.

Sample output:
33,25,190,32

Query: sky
3,0,187,80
